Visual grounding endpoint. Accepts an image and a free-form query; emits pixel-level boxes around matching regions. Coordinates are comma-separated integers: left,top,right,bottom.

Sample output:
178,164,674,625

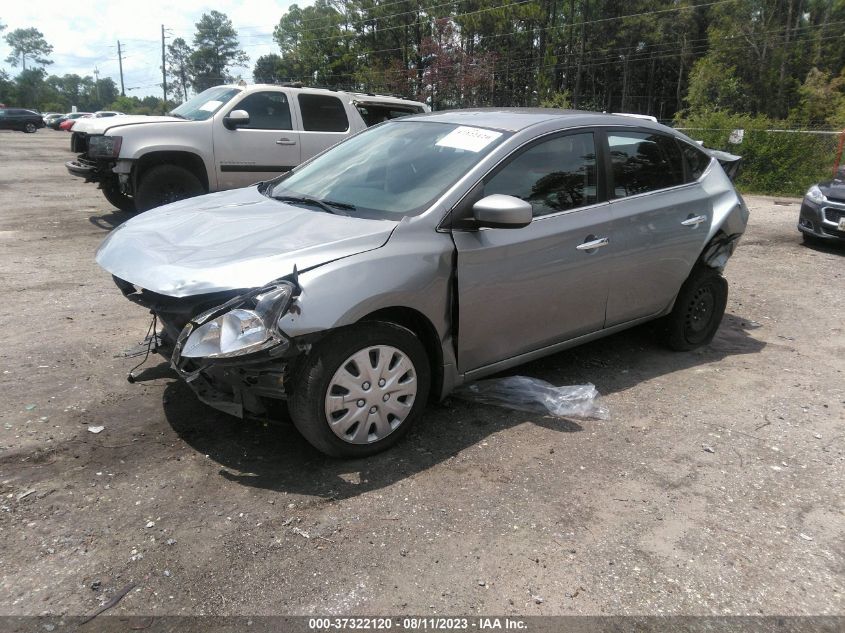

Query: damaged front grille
112,275,244,344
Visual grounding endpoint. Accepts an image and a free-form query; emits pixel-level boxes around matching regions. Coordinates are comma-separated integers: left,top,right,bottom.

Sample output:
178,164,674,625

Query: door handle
576,237,609,251
276,138,296,145
681,214,707,227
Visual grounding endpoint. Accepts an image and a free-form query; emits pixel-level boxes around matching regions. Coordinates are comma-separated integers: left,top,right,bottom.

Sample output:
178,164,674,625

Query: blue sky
1,0,303,99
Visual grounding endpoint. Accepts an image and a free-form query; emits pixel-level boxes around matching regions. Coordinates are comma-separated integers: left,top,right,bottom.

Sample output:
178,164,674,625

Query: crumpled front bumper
65,157,98,179
173,358,290,419
168,322,296,419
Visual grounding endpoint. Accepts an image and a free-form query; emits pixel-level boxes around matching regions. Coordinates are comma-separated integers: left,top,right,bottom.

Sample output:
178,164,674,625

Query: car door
602,128,714,326
452,130,615,373
215,89,301,189
8,109,26,130
293,93,352,161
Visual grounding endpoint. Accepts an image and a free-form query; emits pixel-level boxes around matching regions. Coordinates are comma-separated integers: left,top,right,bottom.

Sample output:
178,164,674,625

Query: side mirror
223,109,250,130
472,194,532,229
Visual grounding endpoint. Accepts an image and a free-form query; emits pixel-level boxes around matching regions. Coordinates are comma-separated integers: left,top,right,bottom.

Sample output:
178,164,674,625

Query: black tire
101,179,136,213
23,122,37,133
288,322,430,458
134,164,204,212
663,265,728,351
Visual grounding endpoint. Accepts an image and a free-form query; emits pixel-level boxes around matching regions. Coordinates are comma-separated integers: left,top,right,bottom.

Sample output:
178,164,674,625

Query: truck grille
823,207,845,223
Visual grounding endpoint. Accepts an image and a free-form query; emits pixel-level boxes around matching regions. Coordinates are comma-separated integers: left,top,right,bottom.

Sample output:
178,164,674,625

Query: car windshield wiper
169,112,188,120
273,195,349,216
323,199,356,212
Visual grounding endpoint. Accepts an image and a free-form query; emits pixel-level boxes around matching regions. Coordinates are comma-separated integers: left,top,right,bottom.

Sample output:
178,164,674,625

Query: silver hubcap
324,345,417,444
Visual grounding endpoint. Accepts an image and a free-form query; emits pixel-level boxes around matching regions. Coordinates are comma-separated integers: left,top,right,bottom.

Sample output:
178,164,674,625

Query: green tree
4,27,53,71
273,1,350,85
684,57,746,114
166,37,193,101
14,67,47,108
791,67,845,127
190,11,249,92
253,54,286,83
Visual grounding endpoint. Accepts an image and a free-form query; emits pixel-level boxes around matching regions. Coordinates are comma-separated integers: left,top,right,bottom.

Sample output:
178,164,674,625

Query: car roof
228,83,426,107
400,108,671,133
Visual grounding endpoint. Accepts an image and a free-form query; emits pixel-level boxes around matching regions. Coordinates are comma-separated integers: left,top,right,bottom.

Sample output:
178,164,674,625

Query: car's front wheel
663,265,728,351
101,179,136,213
289,322,430,457
23,122,38,133
134,164,204,212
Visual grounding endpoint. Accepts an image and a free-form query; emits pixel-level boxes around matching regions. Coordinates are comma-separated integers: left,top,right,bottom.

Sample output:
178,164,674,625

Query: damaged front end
115,275,305,419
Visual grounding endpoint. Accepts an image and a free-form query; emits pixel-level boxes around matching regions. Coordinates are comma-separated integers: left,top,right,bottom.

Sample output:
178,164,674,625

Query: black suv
0,108,46,133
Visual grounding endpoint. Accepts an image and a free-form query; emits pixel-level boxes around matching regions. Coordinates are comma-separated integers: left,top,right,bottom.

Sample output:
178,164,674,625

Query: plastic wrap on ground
454,376,609,420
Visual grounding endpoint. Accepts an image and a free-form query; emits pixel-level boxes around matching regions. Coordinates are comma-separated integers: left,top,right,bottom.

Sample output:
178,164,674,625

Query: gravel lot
0,130,842,618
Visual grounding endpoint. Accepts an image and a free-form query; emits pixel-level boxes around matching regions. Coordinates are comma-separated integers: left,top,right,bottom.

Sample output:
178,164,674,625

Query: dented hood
96,186,396,297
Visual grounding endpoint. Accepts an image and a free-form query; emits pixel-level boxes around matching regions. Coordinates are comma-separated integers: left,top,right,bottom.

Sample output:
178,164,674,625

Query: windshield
169,86,242,121
266,121,509,219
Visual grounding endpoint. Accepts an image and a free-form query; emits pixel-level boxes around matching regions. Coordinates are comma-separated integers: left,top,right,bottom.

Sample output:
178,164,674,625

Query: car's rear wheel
663,265,728,351
288,322,430,457
134,164,204,212
101,179,136,213
23,122,37,133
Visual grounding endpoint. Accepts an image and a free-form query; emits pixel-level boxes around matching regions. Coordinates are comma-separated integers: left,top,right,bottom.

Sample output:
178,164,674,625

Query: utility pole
117,40,125,96
161,24,167,112
93,66,101,104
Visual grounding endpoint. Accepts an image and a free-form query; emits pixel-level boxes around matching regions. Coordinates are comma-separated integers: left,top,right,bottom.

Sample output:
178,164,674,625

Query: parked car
60,114,92,131
49,112,92,130
93,110,123,118
43,113,64,126
96,110,748,457
798,167,845,244
66,84,428,212
0,108,46,133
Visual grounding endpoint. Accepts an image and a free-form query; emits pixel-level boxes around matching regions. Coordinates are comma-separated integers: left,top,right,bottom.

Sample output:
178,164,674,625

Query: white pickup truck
66,84,428,212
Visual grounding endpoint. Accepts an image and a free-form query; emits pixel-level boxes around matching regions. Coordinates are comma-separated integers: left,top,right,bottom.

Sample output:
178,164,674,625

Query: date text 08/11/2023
308,617,528,630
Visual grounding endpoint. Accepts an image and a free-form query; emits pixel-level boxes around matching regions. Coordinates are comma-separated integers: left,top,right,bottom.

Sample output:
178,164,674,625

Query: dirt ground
0,130,842,618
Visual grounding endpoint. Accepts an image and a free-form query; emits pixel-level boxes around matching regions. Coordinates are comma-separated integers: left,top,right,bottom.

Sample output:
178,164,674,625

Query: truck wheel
24,122,38,133
134,164,204,212
662,265,728,351
101,180,136,213
288,322,430,458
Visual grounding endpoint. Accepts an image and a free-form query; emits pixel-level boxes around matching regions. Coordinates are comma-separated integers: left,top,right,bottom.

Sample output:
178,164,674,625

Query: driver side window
232,91,292,130
485,132,598,217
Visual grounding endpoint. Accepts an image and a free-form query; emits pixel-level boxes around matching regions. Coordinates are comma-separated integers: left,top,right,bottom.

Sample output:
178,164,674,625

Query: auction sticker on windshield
199,100,223,112
436,126,502,152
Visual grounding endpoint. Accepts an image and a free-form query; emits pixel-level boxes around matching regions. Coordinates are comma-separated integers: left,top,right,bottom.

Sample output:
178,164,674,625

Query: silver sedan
97,109,749,457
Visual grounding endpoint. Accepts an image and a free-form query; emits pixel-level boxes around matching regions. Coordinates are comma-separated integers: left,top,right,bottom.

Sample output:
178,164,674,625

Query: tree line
252,0,845,127
2,1,844,129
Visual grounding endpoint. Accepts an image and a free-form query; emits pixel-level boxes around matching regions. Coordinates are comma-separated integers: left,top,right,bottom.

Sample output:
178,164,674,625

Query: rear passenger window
607,131,684,197
485,132,598,217
233,91,292,130
356,105,422,126
680,142,713,181
298,94,349,132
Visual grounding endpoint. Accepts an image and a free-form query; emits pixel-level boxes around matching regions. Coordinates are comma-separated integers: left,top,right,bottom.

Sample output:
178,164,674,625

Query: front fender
278,223,456,376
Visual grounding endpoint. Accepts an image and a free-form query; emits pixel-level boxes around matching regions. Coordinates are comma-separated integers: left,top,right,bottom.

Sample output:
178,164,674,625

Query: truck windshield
169,86,242,121
266,120,509,219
